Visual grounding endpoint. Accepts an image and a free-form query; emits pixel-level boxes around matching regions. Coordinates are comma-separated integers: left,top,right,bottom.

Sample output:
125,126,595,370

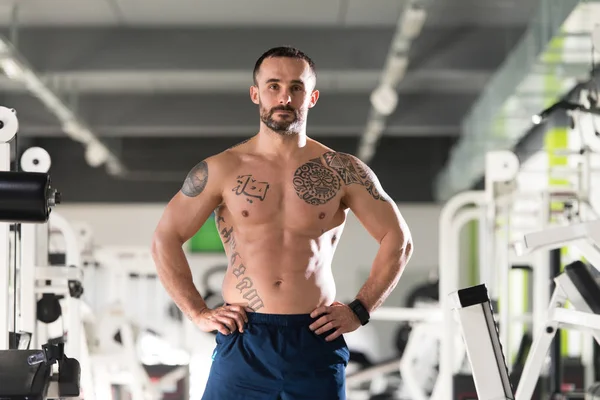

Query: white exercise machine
76,242,221,400
449,284,514,400
514,217,600,268
0,105,81,398
433,150,527,400
451,258,600,400
344,150,527,400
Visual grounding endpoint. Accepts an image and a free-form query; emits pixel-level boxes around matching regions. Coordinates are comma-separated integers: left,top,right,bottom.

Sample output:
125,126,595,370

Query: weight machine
435,72,600,397
82,244,213,400
0,105,81,398
343,150,526,400
446,77,600,400
450,258,600,400
431,149,533,400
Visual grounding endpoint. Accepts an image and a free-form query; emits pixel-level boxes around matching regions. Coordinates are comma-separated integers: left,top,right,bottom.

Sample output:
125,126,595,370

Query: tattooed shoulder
181,160,209,197
322,151,388,202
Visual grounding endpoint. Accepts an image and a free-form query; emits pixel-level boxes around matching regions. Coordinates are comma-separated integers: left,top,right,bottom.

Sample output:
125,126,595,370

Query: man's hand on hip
309,301,361,341
194,304,248,335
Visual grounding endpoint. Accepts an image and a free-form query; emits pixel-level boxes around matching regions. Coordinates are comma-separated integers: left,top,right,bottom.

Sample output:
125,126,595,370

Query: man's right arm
151,157,222,324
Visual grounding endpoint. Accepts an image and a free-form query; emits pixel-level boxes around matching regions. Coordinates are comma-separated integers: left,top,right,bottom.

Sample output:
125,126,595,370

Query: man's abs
220,239,338,314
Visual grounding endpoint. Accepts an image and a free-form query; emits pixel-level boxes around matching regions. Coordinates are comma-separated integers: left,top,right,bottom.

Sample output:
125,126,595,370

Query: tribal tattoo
352,157,387,201
292,158,341,205
322,151,362,185
323,152,387,201
232,175,270,204
181,160,208,197
292,152,387,204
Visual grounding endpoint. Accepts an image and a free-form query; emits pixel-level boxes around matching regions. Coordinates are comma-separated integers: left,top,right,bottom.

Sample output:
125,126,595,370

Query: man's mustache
270,106,296,113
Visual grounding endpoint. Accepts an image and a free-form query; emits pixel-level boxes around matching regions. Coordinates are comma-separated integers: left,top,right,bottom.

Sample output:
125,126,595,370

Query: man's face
250,57,319,135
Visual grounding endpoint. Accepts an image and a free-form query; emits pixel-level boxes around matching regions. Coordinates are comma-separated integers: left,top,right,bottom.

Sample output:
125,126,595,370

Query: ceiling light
370,85,398,116
0,57,24,80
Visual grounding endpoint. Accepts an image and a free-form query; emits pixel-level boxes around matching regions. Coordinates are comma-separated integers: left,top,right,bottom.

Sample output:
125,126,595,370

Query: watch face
355,302,366,313
349,300,369,325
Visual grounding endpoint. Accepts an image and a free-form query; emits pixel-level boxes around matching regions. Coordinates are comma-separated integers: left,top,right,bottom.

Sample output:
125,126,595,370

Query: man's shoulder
309,144,363,169
190,148,241,182
207,149,241,171
304,145,375,185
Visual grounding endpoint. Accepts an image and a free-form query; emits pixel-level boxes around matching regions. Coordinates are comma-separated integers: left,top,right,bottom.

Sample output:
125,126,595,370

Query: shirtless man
151,46,413,400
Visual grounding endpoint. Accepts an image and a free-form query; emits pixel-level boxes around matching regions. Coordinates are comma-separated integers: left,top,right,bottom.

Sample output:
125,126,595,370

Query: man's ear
250,85,260,105
308,89,320,108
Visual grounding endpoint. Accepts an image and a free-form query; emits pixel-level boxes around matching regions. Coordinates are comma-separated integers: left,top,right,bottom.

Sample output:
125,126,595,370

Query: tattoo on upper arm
181,160,208,197
323,151,387,201
232,175,270,204
292,158,341,205
354,159,387,201
322,152,362,185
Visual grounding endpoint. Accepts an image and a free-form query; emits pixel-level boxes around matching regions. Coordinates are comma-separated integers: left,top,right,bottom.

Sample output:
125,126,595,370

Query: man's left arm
310,153,413,340
342,157,413,314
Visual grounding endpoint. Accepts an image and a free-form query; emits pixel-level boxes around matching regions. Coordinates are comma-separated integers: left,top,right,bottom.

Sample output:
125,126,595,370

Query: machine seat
564,260,600,314
0,350,52,399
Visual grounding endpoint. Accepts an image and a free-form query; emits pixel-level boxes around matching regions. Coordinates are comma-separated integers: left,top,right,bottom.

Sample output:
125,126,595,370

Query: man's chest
221,158,346,221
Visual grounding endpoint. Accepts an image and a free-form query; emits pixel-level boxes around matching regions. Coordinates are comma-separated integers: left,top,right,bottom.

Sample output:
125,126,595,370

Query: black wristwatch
348,299,370,326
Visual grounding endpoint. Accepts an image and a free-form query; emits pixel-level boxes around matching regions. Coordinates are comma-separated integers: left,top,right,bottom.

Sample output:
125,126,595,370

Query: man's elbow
151,232,163,257
380,229,412,262
401,238,413,264
392,228,413,265
151,231,165,263
151,229,183,260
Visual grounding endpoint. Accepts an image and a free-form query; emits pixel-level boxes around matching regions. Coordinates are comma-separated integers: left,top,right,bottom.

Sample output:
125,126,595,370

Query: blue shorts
201,312,350,400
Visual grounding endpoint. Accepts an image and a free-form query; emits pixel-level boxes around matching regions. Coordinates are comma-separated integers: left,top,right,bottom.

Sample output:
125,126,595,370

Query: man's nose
279,92,292,104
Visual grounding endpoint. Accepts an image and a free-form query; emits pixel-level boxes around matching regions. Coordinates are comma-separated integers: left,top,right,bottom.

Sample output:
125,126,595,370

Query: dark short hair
253,46,317,85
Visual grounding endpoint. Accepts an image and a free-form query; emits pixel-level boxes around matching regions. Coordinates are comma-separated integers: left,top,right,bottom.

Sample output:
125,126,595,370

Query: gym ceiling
0,0,597,203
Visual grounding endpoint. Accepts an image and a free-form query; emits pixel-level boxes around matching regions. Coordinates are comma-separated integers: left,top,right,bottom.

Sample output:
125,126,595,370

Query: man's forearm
355,232,413,313
151,235,208,321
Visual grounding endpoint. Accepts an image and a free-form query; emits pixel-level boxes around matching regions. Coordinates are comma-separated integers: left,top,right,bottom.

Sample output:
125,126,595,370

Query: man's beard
260,103,305,135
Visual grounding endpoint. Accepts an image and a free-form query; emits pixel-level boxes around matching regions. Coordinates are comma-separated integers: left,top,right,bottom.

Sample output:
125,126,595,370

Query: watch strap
348,299,370,325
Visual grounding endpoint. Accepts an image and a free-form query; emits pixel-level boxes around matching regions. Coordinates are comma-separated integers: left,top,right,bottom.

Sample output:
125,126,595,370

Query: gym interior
1,1,600,399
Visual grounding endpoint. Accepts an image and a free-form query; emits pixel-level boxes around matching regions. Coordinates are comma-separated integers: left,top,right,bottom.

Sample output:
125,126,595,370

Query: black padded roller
0,171,55,223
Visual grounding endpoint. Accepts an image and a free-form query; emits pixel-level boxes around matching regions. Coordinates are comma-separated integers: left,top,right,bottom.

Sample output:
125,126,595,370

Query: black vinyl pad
455,284,490,308
0,350,52,399
564,260,600,314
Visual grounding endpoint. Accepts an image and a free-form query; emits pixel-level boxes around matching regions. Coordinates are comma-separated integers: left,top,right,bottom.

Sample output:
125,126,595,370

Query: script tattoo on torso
216,215,264,311
232,175,270,204
216,215,236,250
230,255,264,311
